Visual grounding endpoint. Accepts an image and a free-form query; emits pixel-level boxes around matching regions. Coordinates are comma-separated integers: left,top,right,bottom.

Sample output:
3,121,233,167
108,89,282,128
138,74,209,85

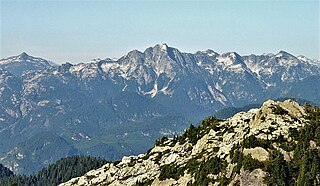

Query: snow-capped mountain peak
297,55,320,67
216,52,246,70
205,49,218,57
275,50,295,59
158,43,168,51
0,52,50,65
0,53,54,76
18,52,29,60
89,58,103,63
297,55,310,62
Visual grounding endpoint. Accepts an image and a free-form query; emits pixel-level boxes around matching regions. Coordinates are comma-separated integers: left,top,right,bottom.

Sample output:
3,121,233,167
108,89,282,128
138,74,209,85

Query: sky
0,0,319,64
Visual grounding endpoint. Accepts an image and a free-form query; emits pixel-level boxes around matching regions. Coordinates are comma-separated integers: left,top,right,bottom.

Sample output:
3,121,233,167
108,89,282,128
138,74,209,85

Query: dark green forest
0,156,107,186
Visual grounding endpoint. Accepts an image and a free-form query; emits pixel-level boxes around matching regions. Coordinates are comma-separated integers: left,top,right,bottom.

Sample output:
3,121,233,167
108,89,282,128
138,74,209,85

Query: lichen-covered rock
243,147,269,161
230,168,267,186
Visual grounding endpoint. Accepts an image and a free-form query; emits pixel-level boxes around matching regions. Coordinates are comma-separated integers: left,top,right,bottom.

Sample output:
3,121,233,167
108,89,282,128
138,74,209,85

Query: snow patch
159,43,168,51
207,85,227,105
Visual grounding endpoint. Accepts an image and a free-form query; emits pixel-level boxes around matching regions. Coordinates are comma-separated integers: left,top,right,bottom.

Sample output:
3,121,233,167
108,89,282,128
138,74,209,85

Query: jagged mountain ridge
11,44,317,117
60,99,320,186
0,52,55,76
45,44,320,109
0,44,319,175
1,45,319,112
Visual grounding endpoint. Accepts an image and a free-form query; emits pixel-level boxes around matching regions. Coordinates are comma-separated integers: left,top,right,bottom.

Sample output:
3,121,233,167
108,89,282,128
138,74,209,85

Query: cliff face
60,99,320,186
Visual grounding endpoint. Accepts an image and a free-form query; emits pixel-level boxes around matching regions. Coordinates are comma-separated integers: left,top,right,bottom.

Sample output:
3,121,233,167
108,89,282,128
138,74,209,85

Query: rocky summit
60,99,320,186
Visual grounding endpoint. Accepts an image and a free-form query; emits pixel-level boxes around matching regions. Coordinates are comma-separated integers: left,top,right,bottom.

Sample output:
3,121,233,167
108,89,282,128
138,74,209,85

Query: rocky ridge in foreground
60,99,320,186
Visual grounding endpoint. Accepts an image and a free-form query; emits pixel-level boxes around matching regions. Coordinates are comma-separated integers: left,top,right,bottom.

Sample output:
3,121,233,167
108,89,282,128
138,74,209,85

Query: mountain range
0,44,319,174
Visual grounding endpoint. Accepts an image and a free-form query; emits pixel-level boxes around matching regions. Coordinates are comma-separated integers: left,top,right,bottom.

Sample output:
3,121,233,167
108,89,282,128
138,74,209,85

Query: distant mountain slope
0,45,319,175
0,52,54,76
60,99,320,186
214,104,261,119
0,132,79,175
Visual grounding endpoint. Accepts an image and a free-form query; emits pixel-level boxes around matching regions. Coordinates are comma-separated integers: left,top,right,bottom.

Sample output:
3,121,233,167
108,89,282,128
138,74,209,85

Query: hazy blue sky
1,0,319,64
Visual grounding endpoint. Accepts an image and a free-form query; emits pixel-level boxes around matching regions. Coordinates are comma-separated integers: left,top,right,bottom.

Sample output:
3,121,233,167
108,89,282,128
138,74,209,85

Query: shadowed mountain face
0,44,319,174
